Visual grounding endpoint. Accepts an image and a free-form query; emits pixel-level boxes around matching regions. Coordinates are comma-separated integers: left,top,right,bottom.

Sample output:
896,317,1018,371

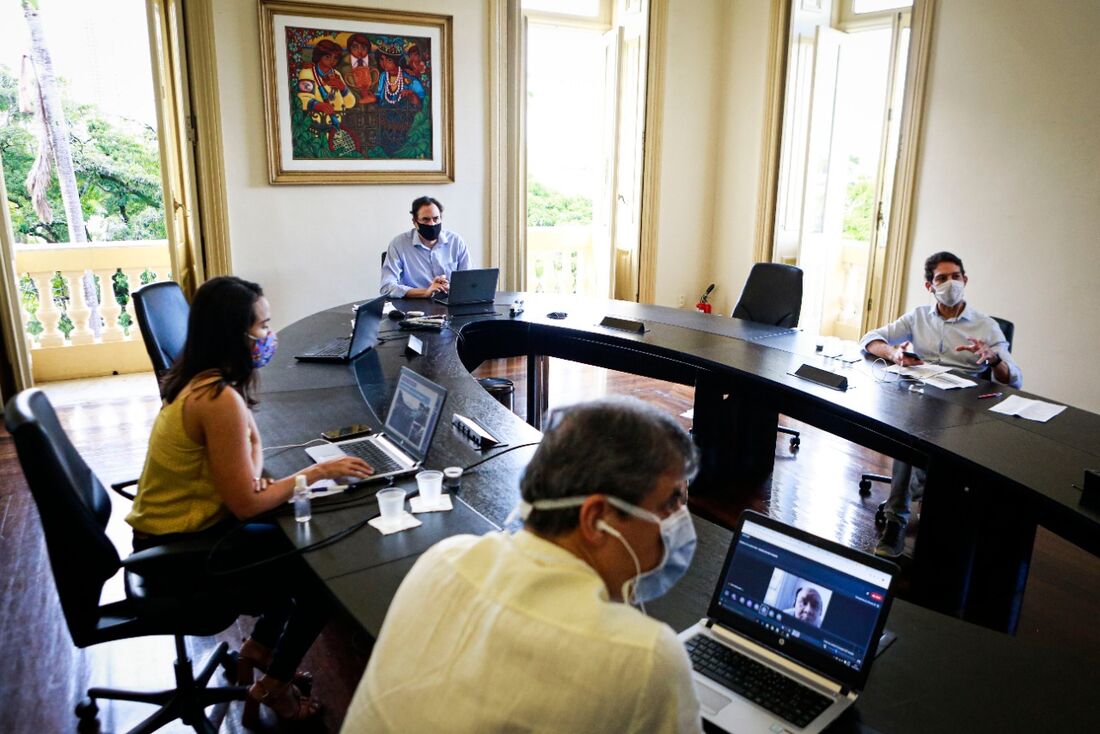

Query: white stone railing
14,240,172,382
526,225,597,296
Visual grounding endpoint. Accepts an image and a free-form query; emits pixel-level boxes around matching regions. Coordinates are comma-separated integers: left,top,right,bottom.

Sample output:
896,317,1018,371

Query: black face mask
417,222,442,241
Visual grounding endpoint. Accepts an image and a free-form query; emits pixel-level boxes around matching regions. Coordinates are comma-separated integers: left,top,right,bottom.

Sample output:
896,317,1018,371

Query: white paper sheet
988,395,1067,423
885,364,953,379
922,373,978,390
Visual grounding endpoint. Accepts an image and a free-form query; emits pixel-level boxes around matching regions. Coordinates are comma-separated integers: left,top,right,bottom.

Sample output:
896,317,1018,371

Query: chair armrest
110,478,139,501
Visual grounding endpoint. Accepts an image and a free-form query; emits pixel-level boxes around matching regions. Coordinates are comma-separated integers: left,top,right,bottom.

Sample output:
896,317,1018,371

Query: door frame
636,0,666,304
0,165,33,395
500,0,666,302
754,0,937,325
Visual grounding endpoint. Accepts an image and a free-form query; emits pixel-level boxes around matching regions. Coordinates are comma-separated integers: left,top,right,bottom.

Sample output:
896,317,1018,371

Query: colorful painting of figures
285,28,432,160
260,2,453,184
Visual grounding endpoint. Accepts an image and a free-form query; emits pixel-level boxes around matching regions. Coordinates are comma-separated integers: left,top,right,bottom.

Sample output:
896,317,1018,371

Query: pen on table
978,392,1002,399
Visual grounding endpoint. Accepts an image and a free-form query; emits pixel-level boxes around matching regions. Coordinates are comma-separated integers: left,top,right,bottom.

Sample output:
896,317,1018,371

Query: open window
522,0,651,301
769,0,929,338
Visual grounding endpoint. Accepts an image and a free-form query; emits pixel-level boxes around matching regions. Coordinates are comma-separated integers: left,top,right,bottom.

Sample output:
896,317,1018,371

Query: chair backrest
3,389,121,647
732,263,804,328
133,281,189,378
381,251,387,268
992,315,1015,352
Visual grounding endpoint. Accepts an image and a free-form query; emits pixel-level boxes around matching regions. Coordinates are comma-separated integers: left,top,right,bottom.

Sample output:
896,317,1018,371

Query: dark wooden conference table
256,293,1099,733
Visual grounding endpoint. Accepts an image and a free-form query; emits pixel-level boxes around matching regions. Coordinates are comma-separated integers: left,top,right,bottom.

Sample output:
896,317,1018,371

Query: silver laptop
680,511,898,734
305,367,447,481
432,267,499,307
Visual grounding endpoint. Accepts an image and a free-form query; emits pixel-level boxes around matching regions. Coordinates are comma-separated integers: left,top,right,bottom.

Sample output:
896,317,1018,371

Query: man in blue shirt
380,196,470,299
859,251,1022,557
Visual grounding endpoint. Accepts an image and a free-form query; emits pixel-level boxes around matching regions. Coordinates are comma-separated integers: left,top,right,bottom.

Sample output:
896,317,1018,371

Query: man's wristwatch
988,353,1003,367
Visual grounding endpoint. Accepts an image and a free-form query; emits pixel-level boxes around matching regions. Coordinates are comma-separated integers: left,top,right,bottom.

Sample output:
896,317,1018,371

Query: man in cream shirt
343,398,702,733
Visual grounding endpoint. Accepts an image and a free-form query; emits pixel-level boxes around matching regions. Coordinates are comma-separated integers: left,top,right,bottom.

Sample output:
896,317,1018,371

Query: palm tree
20,0,101,336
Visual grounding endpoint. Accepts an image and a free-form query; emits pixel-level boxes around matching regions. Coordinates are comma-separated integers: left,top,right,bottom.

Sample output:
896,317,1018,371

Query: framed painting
258,0,453,184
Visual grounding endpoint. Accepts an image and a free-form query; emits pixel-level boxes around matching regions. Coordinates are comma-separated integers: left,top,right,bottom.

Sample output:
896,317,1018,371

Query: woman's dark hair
161,276,265,407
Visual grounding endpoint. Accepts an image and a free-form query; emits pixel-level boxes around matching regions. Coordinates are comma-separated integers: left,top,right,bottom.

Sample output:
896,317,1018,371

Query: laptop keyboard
685,635,833,729
306,337,350,358
339,439,404,474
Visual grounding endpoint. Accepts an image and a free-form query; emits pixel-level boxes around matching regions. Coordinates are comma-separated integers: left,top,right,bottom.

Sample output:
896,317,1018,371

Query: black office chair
732,263,804,450
858,316,1017,509
133,281,189,381
4,389,247,733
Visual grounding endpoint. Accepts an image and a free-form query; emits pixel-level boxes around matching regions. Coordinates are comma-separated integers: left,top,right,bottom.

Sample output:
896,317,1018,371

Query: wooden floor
1,359,1097,733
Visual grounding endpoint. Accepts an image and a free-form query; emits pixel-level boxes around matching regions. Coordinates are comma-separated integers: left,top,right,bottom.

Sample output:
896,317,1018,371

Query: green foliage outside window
0,64,166,244
113,269,133,334
19,275,42,337
527,179,593,227
842,156,875,243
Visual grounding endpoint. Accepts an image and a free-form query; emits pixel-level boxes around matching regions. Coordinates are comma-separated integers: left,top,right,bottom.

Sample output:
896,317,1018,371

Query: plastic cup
443,466,463,493
416,470,444,507
377,488,406,527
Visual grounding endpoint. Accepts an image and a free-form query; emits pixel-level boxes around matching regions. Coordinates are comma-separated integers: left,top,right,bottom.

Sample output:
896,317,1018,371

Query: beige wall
210,0,488,329
210,0,725,324
208,0,1099,410
650,0,723,309
902,0,1100,411
708,0,773,316
705,0,1100,411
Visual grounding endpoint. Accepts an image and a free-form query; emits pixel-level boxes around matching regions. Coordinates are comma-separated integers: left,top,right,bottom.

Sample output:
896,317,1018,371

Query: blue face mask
514,494,696,610
248,330,278,369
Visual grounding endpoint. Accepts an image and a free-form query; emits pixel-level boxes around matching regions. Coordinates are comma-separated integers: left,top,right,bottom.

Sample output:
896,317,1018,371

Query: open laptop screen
349,296,386,359
383,367,447,461
708,513,897,691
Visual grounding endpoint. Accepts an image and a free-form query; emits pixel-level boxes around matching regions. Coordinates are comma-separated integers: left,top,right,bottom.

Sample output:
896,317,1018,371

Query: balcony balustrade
14,240,171,382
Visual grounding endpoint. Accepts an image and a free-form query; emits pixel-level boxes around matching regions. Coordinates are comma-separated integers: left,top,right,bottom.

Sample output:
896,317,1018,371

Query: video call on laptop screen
715,519,892,676
384,368,445,458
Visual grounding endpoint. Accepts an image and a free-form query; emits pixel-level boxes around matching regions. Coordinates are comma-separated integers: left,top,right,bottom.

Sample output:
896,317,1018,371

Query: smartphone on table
321,424,374,442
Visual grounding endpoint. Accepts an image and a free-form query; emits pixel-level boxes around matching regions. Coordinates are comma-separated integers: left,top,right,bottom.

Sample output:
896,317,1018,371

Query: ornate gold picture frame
259,0,454,184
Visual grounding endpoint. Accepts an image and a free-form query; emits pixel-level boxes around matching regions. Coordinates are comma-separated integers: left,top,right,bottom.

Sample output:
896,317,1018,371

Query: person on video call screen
783,586,824,628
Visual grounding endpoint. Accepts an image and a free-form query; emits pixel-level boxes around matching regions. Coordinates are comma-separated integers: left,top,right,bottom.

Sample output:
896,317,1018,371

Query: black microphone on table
388,308,407,321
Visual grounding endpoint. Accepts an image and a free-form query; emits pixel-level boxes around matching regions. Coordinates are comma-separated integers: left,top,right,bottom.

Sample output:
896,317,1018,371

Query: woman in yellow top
128,276,373,722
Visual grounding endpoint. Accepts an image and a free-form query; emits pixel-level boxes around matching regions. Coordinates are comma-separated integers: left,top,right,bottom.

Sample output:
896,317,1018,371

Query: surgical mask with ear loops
932,279,965,307
513,494,696,610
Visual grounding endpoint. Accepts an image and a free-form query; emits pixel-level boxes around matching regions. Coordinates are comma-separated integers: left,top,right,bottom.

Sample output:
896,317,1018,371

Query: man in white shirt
343,398,703,733
859,251,1022,557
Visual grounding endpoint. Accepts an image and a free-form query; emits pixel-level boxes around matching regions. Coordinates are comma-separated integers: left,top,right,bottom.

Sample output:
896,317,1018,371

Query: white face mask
932,278,965,307
512,494,696,612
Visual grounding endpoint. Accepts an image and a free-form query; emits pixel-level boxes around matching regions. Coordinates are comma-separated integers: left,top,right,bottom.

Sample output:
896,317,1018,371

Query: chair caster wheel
75,697,98,721
789,437,800,451
875,502,887,528
858,479,872,497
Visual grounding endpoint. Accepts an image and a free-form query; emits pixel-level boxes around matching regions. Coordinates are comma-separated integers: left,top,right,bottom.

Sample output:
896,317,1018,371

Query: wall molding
752,0,791,265
488,0,525,290
637,0,667,304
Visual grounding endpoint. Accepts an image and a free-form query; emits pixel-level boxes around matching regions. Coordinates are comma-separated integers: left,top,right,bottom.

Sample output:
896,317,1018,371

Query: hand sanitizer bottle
293,474,311,523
